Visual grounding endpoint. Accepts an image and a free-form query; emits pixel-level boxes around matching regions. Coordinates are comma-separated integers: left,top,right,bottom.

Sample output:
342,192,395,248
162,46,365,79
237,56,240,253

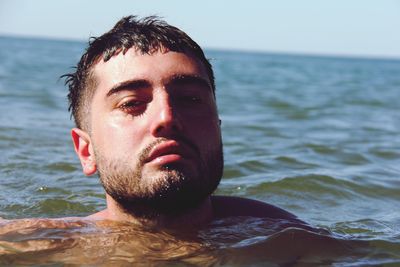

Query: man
62,15,304,228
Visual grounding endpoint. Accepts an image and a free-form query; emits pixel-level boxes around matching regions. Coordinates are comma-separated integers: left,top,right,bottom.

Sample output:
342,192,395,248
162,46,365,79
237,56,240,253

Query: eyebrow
106,79,151,97
166,74,212,91
106,74,212,98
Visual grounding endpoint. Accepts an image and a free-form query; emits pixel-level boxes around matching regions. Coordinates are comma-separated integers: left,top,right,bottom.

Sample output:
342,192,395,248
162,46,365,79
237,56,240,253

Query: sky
0,0,399,59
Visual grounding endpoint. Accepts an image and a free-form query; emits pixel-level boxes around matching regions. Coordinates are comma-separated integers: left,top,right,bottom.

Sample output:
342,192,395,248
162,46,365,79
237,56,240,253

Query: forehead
91,48,209,92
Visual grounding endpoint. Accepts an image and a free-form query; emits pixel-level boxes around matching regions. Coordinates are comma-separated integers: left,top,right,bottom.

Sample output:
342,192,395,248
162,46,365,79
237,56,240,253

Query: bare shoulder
211,195,304,222
85,209,109,220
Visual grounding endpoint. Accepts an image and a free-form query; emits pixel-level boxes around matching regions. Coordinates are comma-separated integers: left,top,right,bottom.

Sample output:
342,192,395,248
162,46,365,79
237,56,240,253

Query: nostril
154,124,165,135
153,119,181,135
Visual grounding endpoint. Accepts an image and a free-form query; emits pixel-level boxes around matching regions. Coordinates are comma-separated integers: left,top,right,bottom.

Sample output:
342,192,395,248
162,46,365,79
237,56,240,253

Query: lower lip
150,154,184,165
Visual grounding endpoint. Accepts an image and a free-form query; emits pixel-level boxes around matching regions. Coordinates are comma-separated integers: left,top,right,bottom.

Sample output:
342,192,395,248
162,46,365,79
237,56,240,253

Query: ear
71,128,97,176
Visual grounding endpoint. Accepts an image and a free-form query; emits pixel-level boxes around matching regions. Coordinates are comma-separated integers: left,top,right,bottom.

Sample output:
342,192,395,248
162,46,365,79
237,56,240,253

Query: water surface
0,36,399,265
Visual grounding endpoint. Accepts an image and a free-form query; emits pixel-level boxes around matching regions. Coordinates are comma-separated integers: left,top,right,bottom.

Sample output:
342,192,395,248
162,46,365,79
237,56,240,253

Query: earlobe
71,128,97,176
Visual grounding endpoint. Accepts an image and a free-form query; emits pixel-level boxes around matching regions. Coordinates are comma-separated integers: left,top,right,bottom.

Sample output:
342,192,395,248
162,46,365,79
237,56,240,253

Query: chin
144,162,196,185
122,169,211,213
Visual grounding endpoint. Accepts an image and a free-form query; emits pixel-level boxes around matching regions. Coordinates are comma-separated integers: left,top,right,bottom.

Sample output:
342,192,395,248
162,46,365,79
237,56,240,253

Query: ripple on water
274,155,319,169
368,147,400,160
45,162,77,172
331,219,399,241
0,217,387,266
304,142,340,155
27,199,94,217
244,174,359,205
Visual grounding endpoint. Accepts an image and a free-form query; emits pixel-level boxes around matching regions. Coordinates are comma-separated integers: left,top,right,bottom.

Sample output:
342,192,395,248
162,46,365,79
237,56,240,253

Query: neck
92,194,213,228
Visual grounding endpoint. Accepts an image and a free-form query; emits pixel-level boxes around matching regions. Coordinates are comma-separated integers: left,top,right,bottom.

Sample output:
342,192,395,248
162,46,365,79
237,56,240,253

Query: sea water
0,36,399,265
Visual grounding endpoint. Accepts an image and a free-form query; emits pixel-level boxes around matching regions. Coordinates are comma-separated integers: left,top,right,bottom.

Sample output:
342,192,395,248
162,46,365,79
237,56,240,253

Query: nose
150,95,183,137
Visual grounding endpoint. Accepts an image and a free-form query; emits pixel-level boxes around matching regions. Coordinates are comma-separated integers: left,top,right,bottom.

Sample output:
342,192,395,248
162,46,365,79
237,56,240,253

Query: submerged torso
0,196,367,266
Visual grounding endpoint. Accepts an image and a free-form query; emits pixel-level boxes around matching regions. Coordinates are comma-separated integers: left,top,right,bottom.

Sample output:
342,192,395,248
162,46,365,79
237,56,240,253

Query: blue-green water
0,36,399,265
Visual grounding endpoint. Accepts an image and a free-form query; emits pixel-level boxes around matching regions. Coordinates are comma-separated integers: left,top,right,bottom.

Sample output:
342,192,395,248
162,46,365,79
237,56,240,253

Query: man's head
64,15,215,131
64,16,223,213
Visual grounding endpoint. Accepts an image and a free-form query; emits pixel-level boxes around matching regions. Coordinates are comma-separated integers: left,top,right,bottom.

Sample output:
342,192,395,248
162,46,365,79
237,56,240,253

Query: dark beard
95,137,223,218
113,168,214,218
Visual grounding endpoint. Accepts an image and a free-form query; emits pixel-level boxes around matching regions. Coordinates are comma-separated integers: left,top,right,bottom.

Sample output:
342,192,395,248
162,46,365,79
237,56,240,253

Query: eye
118,100,146,115
179,95,202,104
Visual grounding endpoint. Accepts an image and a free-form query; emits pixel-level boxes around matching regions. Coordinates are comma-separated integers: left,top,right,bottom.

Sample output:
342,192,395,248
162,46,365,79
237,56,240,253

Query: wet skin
72,49,223,226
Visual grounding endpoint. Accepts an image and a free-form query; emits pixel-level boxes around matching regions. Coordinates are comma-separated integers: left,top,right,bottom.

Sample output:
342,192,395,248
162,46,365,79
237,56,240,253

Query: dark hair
62,15,215,130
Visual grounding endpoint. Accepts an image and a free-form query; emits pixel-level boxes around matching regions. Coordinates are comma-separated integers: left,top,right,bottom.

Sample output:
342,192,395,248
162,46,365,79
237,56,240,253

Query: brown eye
119,100,146,115
179,95,202,104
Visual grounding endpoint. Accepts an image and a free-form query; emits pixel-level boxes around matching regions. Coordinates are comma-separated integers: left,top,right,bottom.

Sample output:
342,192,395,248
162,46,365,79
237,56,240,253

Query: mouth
145,140,190,165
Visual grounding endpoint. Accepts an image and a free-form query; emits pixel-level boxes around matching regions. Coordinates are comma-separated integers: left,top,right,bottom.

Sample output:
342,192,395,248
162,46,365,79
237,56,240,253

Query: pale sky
1,0,399,59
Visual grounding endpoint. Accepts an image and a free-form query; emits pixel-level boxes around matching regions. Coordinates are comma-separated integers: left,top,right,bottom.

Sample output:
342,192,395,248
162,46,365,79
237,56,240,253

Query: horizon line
1,32,400,62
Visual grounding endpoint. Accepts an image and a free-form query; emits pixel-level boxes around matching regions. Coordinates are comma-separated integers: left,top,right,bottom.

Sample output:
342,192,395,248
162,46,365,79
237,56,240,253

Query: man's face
84,49,223,211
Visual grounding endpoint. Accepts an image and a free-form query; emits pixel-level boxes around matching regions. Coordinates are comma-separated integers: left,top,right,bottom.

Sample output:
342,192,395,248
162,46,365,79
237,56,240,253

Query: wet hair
62,15,215,130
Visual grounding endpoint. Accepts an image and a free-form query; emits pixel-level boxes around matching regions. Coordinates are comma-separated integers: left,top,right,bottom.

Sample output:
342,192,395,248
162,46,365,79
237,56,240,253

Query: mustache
138,136,200,165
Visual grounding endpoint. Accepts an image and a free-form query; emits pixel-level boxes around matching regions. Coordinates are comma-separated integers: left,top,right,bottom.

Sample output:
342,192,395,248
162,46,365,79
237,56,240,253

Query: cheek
92,115,146,154
187,116,221,143
184,104,220,136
